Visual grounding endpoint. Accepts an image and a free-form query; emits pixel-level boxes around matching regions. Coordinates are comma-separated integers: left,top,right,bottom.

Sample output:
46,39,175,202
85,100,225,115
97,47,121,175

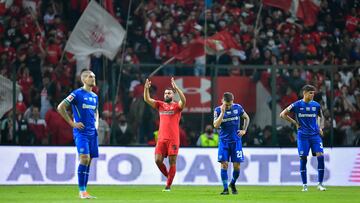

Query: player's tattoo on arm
241,111,250,131
57,100,74,128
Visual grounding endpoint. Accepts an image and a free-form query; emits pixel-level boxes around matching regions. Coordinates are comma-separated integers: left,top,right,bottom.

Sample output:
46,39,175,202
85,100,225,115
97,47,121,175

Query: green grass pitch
0,185,359,203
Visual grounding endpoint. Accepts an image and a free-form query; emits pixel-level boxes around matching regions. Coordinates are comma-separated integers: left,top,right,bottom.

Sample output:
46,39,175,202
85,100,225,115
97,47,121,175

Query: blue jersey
287,99,320,137
64,88,98,137
214,104,244,142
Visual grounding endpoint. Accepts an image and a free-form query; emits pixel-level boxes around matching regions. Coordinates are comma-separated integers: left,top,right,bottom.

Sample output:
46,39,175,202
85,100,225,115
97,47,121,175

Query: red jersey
155,100,182,143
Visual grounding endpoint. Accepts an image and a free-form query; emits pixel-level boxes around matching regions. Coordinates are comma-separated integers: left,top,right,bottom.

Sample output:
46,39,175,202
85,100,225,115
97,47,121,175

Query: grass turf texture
0,185,358,203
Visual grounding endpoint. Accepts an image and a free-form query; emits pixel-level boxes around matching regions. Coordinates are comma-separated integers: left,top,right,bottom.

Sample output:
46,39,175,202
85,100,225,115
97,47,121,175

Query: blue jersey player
57,70,98,199
280,85,326,192
213,92,250,195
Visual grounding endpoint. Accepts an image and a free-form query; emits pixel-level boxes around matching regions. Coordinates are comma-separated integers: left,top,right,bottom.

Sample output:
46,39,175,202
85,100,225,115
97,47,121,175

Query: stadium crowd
0,0,359,146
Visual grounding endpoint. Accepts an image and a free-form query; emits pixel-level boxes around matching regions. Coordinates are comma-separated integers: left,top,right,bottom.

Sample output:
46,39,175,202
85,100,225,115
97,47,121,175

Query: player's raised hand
145,78,151,89
319,128,324,137
237,130,246,137
73,122,85,129
171,77,178,90
220,103,226,113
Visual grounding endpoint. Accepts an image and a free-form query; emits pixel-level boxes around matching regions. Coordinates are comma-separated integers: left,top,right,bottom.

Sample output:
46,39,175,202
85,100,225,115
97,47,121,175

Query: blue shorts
74,134,99,158
218,140,244,163
297,134,323,157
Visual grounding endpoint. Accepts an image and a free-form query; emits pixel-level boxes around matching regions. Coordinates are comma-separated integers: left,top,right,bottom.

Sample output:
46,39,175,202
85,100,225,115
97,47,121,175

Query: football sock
166,165,176,188
317,155,325,183
300,157,307,185
78,164,87,192
157,163,168,177
84,165,90,190
221,169,228,190
230,169,240,185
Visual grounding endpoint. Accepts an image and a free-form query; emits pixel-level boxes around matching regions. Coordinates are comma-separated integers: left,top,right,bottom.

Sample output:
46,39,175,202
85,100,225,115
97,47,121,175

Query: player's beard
164,97,172,103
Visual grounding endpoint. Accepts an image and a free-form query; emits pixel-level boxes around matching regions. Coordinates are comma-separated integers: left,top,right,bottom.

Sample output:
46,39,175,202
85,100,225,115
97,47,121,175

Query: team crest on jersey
306,107,310,111
233,109,238,114
66,95,74,102
312,107,316,111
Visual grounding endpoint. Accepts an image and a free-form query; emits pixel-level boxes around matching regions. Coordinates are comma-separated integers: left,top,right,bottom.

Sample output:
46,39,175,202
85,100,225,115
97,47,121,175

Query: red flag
263,0,292,12
295,0,321,26
263,0,320,26
174,39,205,63
103,0,115,16
205,31,242,56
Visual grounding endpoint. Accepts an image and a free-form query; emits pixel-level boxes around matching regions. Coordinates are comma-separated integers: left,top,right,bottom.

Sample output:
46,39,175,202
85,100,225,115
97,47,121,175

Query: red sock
166,165,176,188
157,163,168,177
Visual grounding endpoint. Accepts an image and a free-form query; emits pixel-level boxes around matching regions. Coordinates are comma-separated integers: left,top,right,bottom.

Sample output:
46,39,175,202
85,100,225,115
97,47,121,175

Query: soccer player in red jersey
144,77,186,192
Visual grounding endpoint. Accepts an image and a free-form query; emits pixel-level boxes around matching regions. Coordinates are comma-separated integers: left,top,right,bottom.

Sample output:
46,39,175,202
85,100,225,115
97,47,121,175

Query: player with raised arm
144,77,186,192
57,70,99,199
280,84,326,192
213,92,250,195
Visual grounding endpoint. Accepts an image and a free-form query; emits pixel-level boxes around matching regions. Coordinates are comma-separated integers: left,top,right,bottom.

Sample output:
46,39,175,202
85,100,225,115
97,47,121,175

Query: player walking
280,84,326,191
213,92,250,195
144,77,186,192
58,70,99,199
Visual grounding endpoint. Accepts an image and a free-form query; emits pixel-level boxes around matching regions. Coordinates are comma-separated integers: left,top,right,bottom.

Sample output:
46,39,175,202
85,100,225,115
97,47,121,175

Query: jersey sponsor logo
312,107,316,111
82,104,96,110
159,110,175,115
66,95,74,102
233,109,238,114
298,113,317,118
222,116,239,122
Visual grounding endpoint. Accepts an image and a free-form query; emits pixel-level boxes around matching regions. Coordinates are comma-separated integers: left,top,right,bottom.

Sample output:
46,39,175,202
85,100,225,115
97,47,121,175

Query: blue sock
300,157,307,185
78,164,87,192
230,170,240,185
84,165,90,190
317,156,325,183
221,169,228,190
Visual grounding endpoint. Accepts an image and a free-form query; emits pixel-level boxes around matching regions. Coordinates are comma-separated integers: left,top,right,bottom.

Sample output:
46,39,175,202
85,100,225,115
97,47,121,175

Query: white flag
0,75,20,119
64,0,125,60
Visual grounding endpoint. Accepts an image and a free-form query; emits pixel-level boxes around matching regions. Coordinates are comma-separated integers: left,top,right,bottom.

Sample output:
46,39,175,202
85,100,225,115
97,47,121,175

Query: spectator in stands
344,121,360,146
27,105,47,144
196,124,219,147
97,117,110,145
111,113,134,145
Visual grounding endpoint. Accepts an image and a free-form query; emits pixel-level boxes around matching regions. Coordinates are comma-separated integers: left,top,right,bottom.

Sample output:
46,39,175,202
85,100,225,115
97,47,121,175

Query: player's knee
79,155,90,165
316,152,324,157
221,162,228,169
233,163,240,171
155,158,163,166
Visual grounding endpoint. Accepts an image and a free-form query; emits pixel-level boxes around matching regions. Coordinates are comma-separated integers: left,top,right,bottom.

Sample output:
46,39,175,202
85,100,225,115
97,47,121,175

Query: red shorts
155,139,179,157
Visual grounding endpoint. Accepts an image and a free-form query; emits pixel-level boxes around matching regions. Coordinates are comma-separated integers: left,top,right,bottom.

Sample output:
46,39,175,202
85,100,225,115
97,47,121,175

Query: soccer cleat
162,187,171,192
220,189,229,195
79,191,96,199
317,183,327,191
229,183,238,194
301,185,308,192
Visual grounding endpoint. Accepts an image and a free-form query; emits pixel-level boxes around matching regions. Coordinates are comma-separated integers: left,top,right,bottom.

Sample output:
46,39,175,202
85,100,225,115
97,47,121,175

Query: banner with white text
0,147,359,186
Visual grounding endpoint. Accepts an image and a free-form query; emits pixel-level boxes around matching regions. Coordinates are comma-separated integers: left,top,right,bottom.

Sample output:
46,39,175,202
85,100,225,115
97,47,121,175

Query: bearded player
144,77,186,192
